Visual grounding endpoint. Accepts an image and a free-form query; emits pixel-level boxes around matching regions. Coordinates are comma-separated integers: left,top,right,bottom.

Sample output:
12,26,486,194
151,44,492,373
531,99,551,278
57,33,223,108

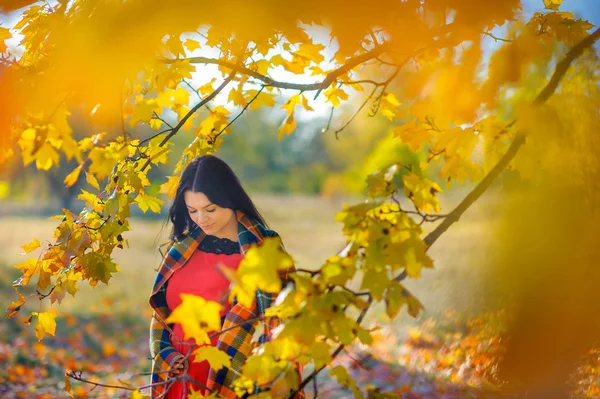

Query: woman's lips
200,224,214,230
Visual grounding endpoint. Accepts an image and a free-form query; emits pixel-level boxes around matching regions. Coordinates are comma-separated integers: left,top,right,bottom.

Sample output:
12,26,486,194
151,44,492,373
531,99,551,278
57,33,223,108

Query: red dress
165,235,242,399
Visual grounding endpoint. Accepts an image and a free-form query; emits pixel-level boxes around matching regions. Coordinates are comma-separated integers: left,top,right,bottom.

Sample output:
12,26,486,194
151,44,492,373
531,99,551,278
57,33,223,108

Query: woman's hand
169,357,187,377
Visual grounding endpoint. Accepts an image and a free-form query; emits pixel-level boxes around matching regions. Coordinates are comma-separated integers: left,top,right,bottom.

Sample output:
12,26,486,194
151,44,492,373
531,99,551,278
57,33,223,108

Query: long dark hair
167,155,267,240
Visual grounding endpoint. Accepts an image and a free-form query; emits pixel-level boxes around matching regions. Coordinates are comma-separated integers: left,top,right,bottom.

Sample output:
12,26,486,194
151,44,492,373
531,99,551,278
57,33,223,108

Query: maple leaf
21,237,40,254
0,27,11,53
128,389,150,399
543,0,562,10
13,258,40,287
402,173,443,214
32,310,58,341
331,366,364,399
86,172,100,191
165,294,222,345
228,87,247,107
221,237,293,308
184,38,200,52
64,163,83,187
247,90,276,111
278,113,296,141
159,175,180,200
192,346,231,371
135,193,163,213
324,86,349,107
6,289,26,319
186,388,204,399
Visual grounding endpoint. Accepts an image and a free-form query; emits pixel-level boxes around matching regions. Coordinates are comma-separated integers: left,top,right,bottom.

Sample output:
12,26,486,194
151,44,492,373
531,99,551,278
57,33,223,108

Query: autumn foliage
2,0,600,398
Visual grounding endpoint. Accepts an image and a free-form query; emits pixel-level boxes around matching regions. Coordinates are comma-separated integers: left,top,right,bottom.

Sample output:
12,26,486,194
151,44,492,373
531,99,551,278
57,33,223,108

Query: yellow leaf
13,258,40,287
278,113,296,141
160,176,180,200
324,86,349,107
402,173,443,214
130,99,158,126
249,59,270,75
135,193,163,214
21,238,41,254
173,86,190,106
301,94,314,112
165,294,222,345
6,290,26,319
393,123,434,151
223,238,293,308
544,0,562,10
198,78,217,97
149,118,162,130
128,389,150,399
0,181,9,199
186,388,204,399
331,366,364,399
184,38,200,52
242,353,284,386
32,310,58,341
309,341,332,369
166,35,185,56
0,27,11,53
282,94,302,115
65,270,82,297
292,42,325,64
270,54,307,74
228,87,247,107
64,164,83,187
35,143,60,171
78,189,103,212
64,371,72,396
86,173,100,191
247,90,277,111
192,346,231,371
380,92,402,120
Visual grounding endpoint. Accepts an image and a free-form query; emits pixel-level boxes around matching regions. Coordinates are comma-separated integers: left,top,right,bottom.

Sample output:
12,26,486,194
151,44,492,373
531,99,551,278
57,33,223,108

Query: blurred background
1,0,600,398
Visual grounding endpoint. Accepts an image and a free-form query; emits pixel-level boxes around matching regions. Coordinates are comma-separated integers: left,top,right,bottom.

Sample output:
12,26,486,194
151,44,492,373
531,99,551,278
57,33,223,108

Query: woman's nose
196,212,209,223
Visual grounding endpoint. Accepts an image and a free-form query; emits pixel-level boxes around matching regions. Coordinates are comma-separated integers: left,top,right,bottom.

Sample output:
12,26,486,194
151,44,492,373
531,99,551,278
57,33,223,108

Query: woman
148,155,304,399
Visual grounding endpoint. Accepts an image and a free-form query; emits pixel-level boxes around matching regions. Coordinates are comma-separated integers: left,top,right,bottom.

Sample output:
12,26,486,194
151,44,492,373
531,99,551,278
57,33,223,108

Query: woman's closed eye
206,208,216,213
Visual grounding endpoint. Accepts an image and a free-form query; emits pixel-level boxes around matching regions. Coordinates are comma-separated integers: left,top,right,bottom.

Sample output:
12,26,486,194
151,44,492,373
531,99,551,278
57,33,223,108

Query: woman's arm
149,282,186,374
149,311,185,371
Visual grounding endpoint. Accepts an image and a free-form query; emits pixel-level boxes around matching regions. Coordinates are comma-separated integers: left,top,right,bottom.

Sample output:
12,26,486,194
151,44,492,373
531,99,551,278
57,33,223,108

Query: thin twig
483,31,513,43
152,111,174,129
140,70,237,171
211,85,265,143
333,85,378,139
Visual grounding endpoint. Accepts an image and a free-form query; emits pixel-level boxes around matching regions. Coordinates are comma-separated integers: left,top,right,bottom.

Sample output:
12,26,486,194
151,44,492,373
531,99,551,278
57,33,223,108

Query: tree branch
140,70,237,171
164,43,391,92
424,27,600,249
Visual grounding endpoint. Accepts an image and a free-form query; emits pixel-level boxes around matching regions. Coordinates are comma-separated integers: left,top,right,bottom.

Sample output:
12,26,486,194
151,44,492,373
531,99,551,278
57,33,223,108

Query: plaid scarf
149,210,305,399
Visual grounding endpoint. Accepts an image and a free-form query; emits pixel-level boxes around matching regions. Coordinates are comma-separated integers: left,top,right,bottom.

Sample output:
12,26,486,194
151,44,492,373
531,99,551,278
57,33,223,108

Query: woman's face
183,191,237,239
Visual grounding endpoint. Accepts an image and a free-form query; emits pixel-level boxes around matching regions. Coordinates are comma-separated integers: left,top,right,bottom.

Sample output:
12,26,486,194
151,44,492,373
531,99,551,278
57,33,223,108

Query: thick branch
424,27,600,248
165,43,390,92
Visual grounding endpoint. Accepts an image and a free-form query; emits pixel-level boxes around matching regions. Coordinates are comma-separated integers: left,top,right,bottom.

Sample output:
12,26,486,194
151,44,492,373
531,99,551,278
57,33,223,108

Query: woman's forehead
183,191,213,208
